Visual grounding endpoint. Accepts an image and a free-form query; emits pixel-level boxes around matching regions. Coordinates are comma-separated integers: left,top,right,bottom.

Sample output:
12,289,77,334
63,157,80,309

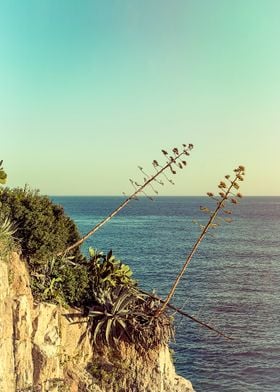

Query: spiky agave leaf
93,319,106,344
0,168,7,184
0,216,17,237
111,289,134,314
105,318,113,344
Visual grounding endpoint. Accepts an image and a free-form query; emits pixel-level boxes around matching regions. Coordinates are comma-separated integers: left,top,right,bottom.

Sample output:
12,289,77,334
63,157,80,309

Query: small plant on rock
0,160,17,257
89,286,140,346
82,248,136,306
33,255,89,305
0,215,17,258
88,286,173,350
0,160,7,185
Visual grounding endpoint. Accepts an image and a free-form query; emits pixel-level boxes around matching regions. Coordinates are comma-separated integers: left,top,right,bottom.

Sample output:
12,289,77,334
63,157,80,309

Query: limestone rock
89,342,194,392
0,259,16,392
0,252,195,392
32,303,61,390
13,295,33,389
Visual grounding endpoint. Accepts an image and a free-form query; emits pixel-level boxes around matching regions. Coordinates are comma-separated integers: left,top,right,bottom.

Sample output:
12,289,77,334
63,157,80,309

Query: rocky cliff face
0,252,195,392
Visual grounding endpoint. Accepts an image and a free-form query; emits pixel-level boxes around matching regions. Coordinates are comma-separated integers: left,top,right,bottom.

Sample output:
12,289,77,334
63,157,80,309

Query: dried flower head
218,181,227,189
233,182,240,190
152,160,159,167
224,218,233,223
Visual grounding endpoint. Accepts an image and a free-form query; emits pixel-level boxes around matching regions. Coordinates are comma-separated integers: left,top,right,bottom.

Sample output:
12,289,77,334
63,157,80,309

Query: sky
1,0,279,196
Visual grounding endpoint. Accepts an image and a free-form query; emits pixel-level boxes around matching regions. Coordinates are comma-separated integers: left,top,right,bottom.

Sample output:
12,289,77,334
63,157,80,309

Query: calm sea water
52,196,280,392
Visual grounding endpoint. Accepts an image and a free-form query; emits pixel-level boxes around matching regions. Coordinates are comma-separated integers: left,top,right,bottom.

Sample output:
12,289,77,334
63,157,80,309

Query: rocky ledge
0,252,195,392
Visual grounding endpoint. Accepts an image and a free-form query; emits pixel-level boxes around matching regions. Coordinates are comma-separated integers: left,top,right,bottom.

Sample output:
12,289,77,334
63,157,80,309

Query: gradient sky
1,0,279,195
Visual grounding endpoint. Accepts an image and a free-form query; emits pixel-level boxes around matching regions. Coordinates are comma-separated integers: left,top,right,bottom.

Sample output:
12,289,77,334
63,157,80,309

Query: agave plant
0,216,16,238
0,160,7,185
85,248,136,305
88,285,173,350
88,286,142,346
0,215,17,256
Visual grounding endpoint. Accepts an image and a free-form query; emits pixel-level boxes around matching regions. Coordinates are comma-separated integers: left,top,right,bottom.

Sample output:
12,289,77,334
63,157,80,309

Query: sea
52,196,280,392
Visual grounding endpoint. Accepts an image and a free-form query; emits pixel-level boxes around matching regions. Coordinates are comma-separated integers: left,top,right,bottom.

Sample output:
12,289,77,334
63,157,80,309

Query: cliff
0,252,195,392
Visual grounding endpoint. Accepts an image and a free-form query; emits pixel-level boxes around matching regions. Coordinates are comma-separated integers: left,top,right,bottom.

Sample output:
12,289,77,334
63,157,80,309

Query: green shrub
82,248,136,306
33,256,90,305
0,186,89,304
33,247,136,306
0,186,82,266
0,186,138,308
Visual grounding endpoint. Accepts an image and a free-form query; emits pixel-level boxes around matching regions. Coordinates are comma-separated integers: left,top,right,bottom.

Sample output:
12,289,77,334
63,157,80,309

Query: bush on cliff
0,186,89,304
0,186,82,264
0,185,172,350
0,186,136,307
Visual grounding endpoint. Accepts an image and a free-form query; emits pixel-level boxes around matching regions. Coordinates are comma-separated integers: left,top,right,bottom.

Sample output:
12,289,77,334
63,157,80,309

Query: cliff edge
0,252,195,392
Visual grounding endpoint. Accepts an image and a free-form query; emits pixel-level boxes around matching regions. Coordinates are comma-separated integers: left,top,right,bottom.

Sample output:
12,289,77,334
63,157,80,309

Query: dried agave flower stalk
156,165,245,316
58,144,194,256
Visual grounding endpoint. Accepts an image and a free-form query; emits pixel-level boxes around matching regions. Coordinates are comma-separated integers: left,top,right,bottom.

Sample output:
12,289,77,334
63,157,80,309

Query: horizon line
49,194,280,198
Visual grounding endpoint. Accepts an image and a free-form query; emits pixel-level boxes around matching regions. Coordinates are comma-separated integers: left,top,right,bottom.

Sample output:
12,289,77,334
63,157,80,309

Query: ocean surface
52,196,280,392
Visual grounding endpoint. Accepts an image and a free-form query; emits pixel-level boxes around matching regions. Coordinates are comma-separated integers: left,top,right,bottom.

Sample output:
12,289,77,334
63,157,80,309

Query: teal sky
1,0,279,195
